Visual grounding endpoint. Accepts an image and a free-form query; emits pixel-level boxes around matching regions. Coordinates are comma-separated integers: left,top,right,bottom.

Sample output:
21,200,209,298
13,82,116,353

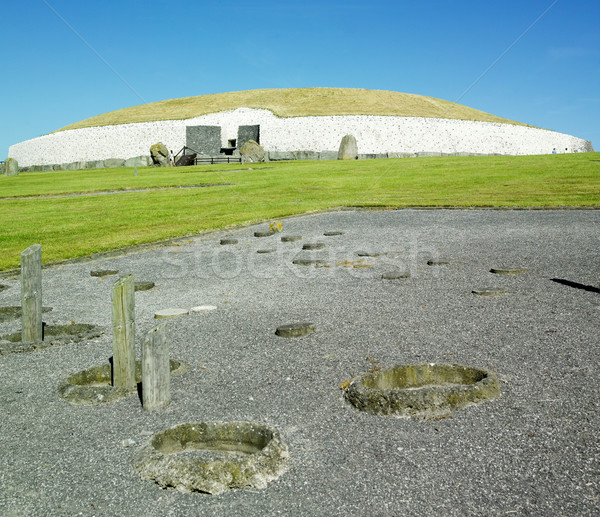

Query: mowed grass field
0,153,598,271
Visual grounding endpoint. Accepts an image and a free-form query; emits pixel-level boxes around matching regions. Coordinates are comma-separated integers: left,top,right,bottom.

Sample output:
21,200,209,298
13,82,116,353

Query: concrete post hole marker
133,421,289,494
191,305,218,312
302,242,326,251
281,235,302,242
154,308,190,319
472,287,509,296
58,359,189,405
346,363,500,417
91,269,119,277
275,322,316,338
427,258,452,266
490,267,529,275
382,271,411,280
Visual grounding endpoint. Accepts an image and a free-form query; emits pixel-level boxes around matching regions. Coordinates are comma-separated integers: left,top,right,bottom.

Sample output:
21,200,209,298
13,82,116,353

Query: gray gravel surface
0,209,598,516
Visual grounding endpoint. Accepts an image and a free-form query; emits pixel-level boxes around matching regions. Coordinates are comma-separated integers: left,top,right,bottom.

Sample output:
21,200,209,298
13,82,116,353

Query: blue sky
1,0,598,159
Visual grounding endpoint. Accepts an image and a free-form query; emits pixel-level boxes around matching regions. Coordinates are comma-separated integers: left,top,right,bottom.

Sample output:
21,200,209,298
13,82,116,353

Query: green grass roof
56,88,528,132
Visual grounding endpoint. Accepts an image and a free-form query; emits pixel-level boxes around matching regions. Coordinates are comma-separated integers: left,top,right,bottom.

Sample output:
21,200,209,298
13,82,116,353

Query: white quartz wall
8,108,590,166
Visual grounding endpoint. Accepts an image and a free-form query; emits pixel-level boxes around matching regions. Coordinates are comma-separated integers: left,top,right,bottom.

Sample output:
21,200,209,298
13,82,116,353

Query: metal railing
173,146,242,166
195,156,241,165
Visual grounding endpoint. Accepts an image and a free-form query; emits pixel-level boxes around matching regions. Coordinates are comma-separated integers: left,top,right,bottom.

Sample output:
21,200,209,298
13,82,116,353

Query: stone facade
8,108,594,168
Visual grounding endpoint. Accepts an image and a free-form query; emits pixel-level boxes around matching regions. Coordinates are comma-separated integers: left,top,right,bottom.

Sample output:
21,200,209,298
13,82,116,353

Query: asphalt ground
0,209,598,516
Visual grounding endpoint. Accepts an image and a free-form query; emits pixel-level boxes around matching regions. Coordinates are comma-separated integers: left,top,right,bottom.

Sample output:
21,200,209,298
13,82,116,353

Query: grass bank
56,88,525,132
0,153,598,271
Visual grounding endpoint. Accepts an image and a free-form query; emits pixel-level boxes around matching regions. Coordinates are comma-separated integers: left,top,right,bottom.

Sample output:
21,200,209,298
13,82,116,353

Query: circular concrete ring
220,238,238,245
281,235,302,242
302,242,326,251
90,269,119,277
0,306,52,324
135,281,155,292
132,421,289,494
58,359,189,405
427,258,451,266
257,249,276,254
292,258,325,266
472,287,508,296
382,271,410,280
275,322,315,338
254,231,275,238
323,231,344,236
0,323,103,355
191,305,218,312
346,363,500,417
490,267,529,275
154,308,189,319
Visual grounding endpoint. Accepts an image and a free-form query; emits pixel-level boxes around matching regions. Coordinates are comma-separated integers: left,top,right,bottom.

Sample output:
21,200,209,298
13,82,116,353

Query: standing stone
5,158,19,176
338,135,358,160
150,142,169,167
240,140,265,163
237,125,260,150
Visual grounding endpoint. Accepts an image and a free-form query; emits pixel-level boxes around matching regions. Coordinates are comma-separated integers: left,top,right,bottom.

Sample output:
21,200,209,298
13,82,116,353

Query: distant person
169,149,175,167
552,148,557,154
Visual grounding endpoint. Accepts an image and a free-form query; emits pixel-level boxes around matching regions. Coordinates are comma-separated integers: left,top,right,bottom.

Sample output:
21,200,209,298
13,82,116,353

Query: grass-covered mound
56,88,527,132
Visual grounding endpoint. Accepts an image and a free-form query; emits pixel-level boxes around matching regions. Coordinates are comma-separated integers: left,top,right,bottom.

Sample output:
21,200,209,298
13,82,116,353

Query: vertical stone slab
21,244,42,343
111,274,136,388
5,158,19,176
237,125,260,149
142,322,170,411
186,126,222,155
338,134,358,160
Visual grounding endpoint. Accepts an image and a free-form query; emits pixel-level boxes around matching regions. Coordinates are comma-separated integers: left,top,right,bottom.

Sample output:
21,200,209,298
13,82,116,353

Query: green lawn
0,153,598,271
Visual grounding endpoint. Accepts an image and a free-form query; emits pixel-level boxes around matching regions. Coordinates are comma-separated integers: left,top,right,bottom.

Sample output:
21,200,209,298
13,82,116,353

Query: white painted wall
8,108,591,166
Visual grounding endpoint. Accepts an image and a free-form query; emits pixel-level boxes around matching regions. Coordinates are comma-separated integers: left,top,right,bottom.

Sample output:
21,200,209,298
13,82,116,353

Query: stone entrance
237,125,260,149
186,126,222,155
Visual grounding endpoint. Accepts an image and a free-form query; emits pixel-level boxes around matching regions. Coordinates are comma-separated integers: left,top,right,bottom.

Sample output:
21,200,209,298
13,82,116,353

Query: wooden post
111,274,136,388
21,244,42,343
142,322,170,411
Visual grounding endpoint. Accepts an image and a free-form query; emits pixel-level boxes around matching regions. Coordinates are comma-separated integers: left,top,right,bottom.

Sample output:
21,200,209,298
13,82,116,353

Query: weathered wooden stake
142,322,170,411
111,274,136,388
21,244,42,343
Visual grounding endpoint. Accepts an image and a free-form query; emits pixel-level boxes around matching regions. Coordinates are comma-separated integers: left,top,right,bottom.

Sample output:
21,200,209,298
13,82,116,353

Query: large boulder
150,142,169,167
5,157,19,175
240,140,265,164
338,135,358,160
